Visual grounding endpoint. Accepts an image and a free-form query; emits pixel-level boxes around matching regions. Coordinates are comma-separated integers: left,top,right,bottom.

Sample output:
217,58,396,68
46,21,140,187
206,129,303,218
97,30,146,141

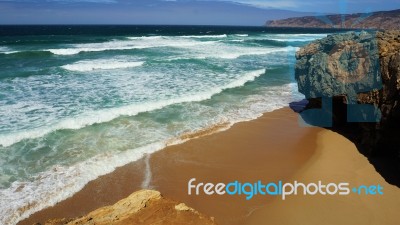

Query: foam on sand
0,142,166,225
1,81,302,225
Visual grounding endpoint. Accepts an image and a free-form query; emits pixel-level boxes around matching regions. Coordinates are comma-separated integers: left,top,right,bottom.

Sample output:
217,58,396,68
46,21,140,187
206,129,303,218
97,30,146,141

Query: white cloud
231,0,301,8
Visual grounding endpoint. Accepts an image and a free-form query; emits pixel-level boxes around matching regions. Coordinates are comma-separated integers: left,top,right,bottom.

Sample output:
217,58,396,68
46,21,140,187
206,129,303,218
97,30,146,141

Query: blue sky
0,0,399,25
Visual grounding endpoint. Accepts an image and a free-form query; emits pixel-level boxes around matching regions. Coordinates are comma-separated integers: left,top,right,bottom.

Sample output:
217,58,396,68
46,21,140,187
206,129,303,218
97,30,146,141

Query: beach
0,26,339,224
2,26,399,225
247,129,400,225
18,107,400,225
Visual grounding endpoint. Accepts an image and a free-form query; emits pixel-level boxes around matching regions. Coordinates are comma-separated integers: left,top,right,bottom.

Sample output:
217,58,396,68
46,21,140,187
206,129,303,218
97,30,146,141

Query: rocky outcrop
295,30,400,184
295,31,382,99
37,190,217,225
266,9,400,30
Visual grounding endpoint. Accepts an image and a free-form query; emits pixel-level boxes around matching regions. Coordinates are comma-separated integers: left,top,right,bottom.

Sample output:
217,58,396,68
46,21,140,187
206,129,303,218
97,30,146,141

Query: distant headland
265,9,400,30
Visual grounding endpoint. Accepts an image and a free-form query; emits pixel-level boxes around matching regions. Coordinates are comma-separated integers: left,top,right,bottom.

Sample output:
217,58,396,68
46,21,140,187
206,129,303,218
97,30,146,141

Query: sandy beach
246,129,400,225
19,107,400,225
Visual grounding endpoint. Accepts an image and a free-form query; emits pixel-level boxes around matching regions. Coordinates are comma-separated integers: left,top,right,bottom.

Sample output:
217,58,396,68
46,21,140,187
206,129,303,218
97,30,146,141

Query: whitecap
61,59,144,72
0,69,266,147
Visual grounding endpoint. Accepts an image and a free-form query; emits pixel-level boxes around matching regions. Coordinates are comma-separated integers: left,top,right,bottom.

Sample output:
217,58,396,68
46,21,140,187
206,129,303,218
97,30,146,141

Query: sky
0,0,399,25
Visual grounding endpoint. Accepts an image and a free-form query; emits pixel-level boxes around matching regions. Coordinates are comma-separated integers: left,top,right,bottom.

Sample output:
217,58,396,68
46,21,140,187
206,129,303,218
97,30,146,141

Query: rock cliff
36,190,217,225
266,9,400,30
295,30,400,184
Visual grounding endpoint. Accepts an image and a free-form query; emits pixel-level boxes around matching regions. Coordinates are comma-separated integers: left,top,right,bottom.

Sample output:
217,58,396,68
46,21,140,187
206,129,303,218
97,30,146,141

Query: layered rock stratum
36,190,217,225
266,9,400,30
295,30,400,184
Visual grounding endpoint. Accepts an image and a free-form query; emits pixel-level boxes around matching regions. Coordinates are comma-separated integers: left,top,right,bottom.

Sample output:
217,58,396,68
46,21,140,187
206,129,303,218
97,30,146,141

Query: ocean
0,25,339,224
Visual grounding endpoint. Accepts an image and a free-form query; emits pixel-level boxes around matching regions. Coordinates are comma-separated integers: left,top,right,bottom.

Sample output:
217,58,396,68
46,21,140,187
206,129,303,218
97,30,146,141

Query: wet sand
20,107,320,225
19,107,400,225
147,107,320,225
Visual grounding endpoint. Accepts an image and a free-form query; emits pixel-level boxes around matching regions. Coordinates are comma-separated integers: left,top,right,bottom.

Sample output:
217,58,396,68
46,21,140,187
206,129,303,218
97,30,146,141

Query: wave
2,35,227,56
0,142,167,225
267,38,322,42
0,46,11,53
48,38,217,55
0,69,266,147
0,50,53,57
127,36,164,40
266,34,328,42
0,46,50,55
180,34,227,38
163,46,298,62
246,39,288,47
7,45,282,59
48,46,140,55
234,34,248,37
0,82,301,225
202,46,298,59
61,59,144,72
284,33,328,37
0,47,20,55
1,33,323,57
128,34,227,39
214,49,281,59
0,51,20,55
4,34,314,57
270,33,328,37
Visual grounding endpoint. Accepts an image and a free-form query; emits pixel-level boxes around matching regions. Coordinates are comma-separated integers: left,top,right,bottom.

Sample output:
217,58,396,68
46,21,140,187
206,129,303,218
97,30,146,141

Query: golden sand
246,130,400,225
19,107,400,225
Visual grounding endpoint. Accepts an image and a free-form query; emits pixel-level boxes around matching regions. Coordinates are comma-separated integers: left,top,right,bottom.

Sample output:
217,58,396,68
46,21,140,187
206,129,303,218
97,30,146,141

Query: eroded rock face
295,30,400,160
38,190,217,225
376,31,400,126
295,31,382,100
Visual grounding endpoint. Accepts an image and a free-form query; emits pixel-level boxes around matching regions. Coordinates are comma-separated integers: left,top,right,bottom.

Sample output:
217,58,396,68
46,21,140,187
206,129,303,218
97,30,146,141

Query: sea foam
61,60,144,72
0,69,266,147
0,142,166,225
48,37,216,55
0,82,302,225
180,34,228,38
266,33,328,42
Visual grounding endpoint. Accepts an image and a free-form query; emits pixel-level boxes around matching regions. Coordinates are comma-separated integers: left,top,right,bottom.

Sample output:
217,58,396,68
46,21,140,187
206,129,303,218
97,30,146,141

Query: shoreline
18,107,400,225
18,107,322,225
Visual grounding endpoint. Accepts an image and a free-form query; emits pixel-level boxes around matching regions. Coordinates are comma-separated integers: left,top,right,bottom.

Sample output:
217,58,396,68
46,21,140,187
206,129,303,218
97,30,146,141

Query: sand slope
246,130,400,225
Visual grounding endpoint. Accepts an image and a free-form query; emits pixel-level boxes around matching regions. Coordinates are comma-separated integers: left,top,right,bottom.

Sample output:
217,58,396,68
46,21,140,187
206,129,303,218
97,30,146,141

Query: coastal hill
265,9,400,30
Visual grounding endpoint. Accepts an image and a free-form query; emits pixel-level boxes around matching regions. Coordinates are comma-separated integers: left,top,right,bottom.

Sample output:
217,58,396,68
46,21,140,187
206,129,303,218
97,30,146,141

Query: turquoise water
0,26,334,224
